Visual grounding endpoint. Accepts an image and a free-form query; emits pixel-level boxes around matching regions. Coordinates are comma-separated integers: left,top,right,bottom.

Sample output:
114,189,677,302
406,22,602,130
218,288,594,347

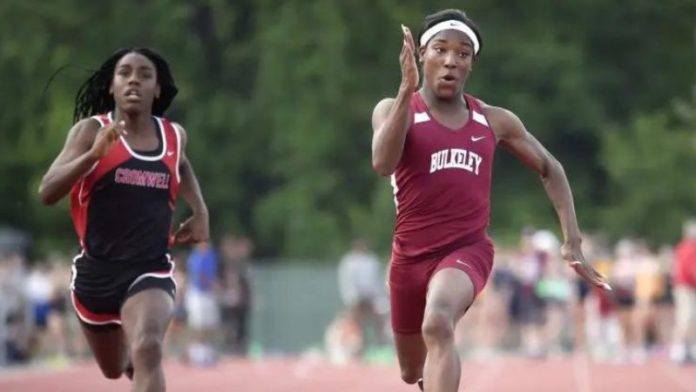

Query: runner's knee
131,331,163,369
422,308,454,344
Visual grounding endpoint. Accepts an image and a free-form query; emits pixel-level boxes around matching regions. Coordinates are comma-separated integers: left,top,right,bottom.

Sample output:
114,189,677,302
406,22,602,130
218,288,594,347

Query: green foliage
0,0,694,259
601,90,696,245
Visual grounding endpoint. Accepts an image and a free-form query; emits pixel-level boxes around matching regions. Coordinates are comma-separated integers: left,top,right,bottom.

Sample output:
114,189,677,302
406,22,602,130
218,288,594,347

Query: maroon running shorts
388,236,494,334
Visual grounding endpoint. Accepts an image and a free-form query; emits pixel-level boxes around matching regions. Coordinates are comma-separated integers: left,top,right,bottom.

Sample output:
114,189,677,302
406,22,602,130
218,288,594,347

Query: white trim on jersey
390,174,400,213
472,111,489,127
414,112,430,124
126,253,177,292
172,123,183,184
70,291,123,326
108,112,167,161
83,161,99,178
91,115,106,128
69,250,84,291
78,180,86,206
82,116,105,178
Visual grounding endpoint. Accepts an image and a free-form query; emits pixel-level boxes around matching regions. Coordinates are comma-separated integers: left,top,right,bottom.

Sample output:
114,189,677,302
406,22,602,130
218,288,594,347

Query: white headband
419,20,480,55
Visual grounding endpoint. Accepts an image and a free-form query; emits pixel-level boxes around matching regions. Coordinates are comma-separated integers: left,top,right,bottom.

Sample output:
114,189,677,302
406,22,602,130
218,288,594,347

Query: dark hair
72,47,178,123
417,9,483,58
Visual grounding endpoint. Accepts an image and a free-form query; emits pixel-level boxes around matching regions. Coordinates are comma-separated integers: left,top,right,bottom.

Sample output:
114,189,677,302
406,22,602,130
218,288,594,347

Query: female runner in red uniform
371,9,611,391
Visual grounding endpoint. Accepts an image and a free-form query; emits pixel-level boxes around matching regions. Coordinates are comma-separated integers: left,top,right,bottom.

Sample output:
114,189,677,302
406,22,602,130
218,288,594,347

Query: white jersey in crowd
338,250,382,306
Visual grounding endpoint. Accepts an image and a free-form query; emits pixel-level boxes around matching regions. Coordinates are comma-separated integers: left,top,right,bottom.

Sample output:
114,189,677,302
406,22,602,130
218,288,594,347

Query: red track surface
1,356,694,391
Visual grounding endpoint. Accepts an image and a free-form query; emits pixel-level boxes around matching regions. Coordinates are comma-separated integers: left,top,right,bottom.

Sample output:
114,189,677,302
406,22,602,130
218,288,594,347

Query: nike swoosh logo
471,136,486,142
167,151,175,156
456,259,472,268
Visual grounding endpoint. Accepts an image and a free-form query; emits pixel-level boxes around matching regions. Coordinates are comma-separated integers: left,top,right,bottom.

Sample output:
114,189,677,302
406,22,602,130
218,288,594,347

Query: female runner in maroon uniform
371,9,611,391
39,48,208,391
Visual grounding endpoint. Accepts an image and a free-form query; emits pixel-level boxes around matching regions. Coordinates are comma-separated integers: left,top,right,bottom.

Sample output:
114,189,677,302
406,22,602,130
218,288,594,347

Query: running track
1,356,694,391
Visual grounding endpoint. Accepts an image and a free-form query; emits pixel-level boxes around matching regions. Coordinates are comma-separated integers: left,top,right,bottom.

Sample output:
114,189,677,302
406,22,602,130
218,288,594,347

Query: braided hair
72,47,178,123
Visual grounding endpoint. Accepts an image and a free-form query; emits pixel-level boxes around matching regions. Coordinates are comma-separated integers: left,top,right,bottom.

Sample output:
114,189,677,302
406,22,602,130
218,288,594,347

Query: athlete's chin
432,82,464,100
119,102,150,116
434,89,460,101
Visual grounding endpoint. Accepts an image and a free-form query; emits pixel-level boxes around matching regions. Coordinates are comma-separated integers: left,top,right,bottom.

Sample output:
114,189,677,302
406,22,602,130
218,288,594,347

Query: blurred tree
601,86,696,246
0,0,693,258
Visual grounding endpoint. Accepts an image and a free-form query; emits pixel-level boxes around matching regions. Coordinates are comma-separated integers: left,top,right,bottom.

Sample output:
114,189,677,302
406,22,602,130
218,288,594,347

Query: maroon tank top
391,92,496,261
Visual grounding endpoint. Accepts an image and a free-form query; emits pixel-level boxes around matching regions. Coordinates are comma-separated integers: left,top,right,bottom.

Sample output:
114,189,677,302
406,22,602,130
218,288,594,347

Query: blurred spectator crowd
2,220,696,368
328,220,696,367
0,231,253,368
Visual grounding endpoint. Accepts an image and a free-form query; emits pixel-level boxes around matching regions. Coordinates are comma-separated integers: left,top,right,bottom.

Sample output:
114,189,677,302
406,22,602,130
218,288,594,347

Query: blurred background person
24,262,54,359
324,310,364,365
0,251,31,366
670,219,696,364
336,238,388,359
586,253,623,362
653,245,676,356
570,234,601,354
632,241,663,362
218,233,254,357
165,259,189,361
611,238,640,362
516,228,551,358
185,241,220,366
537,252,573,357
45,256,74,363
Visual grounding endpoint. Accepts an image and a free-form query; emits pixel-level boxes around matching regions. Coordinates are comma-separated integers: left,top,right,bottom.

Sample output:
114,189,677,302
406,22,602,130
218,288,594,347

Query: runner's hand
561,241,611,291
400,25,419,93
173,213,209,244
90,121,128,159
